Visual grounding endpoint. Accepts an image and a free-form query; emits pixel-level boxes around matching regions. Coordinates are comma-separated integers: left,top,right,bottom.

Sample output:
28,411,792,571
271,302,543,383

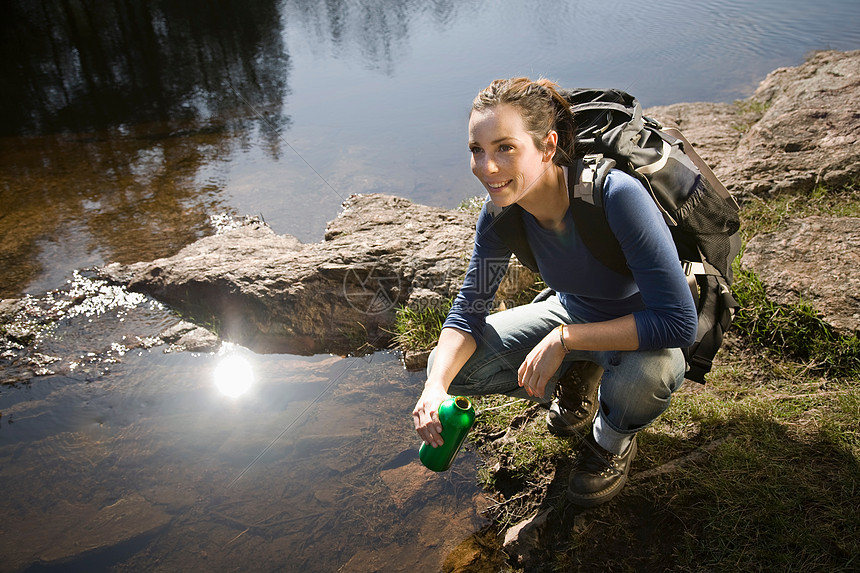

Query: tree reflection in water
0,3,490,571
0,0,467,297
0,0,288,296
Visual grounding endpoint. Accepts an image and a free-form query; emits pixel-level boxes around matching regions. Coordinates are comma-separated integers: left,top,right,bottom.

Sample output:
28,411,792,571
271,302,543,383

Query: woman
412,77,697,506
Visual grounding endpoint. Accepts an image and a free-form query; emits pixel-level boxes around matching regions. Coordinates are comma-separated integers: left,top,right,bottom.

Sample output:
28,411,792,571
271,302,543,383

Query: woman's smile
487,179,512,190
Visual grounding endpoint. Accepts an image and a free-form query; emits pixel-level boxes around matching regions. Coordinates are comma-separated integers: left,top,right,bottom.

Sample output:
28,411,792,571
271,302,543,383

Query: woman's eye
498,144,513,152
469,146,482,155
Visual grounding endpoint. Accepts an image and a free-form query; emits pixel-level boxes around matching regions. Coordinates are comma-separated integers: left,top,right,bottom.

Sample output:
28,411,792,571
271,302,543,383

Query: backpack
486,88,742,383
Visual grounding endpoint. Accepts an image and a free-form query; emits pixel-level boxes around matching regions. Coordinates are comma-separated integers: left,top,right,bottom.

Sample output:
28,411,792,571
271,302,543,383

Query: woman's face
468,103,554,208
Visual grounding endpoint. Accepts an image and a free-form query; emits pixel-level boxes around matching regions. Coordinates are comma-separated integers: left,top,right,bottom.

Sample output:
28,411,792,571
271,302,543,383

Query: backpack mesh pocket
677,178,741,279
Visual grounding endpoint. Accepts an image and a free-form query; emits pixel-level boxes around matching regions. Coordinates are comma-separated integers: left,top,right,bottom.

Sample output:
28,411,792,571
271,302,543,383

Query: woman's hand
518,327,566,399
412,384,451,448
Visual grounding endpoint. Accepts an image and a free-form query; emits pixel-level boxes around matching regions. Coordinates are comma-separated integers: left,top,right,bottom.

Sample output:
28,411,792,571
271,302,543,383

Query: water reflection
0,127,238,296
0,348,489,571
0,0,287,137
283,0,466,75
0,0,291,297
0,0,474,297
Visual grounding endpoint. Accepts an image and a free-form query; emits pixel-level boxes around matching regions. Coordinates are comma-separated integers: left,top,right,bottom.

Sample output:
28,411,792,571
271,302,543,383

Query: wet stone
161,320,220,353
37,494,171,566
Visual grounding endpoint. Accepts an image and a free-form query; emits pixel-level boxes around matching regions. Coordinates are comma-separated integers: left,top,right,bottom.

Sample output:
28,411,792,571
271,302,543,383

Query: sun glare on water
213,352,255,398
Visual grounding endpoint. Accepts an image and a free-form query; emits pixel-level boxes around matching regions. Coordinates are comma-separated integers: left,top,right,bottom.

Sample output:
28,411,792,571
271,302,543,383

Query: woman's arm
604,172,698,349
412,327,477,447
517,314,639,399
413,202,511,446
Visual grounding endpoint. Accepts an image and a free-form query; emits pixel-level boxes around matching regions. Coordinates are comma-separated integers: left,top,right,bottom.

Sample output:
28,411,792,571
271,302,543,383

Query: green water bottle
419,396,476,472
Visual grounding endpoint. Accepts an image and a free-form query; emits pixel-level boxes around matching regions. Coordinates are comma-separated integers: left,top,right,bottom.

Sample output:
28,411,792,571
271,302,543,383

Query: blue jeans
427,295,686,455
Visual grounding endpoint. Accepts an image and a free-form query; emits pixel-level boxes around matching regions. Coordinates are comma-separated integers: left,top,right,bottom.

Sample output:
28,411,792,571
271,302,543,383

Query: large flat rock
100,195,477,355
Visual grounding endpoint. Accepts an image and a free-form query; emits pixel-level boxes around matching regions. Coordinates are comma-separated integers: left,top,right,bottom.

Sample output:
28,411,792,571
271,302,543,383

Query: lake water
1,0,858,570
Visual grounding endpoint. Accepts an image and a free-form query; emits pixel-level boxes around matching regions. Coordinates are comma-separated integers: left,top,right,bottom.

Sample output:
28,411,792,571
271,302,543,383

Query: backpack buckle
574,154,614,206
575,155,600,205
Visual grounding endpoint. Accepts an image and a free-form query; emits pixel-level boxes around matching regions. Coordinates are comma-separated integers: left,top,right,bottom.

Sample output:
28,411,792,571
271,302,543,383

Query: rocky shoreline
2,49,859,381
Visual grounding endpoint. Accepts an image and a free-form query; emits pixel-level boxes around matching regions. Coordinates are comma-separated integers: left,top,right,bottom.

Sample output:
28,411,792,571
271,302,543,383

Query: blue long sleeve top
442,169,698,351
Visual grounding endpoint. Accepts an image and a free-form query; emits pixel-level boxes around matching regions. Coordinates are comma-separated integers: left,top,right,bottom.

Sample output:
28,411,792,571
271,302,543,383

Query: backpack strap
663,127,737,207
569,155,631,277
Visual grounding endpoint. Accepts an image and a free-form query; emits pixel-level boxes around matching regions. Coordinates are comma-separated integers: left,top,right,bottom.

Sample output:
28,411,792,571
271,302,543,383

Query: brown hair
471,77,575,165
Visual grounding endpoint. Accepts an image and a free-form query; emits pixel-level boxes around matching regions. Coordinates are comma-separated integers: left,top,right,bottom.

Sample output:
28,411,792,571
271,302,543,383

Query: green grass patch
390,299,452,355
739,181,860,240
662,397,860,571
731,97,772,133
731,267,860,379
607,355,859,569
735,98,772,116
472,397,571,489
489,368,860,571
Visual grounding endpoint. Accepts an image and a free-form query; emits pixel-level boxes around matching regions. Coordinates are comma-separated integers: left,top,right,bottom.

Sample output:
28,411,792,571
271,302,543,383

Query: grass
643,375,860,571
739,181,860,240
390,299,452,355
474,401,566,490
731,98,772,133
732,267,860,379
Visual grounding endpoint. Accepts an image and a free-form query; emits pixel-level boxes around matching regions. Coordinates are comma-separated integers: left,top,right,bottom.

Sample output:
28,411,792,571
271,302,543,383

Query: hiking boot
546,361,602,436
567,433,637,507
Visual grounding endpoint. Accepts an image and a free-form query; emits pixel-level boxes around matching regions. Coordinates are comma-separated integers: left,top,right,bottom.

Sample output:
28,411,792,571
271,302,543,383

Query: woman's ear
543,130,559,162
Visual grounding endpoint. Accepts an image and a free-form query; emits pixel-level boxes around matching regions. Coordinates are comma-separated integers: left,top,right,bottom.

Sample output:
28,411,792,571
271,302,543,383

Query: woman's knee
598,349,685,423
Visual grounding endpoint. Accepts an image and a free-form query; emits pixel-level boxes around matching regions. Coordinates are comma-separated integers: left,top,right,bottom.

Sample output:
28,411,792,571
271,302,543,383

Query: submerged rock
32,494,170,569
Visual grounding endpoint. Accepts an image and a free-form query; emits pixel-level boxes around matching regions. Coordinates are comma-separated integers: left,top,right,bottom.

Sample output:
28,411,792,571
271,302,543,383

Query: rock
647,50,860,199
0,297,38,345
502,509,552,561
403,348,433,371
100,194,477,356
733,50,860,196
741,216,860,336
160,320,221,353
0,298,27,322
36,494,170,567
379,460,435,510
495,259,540,308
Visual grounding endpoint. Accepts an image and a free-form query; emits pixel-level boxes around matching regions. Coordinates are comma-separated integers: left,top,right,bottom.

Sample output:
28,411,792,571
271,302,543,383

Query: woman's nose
478,155,498,175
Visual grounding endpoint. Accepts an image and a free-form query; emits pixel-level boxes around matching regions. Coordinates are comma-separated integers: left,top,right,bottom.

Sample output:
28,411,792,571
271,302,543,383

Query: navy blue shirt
443,169,697,350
